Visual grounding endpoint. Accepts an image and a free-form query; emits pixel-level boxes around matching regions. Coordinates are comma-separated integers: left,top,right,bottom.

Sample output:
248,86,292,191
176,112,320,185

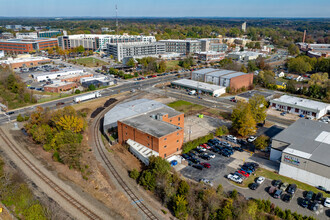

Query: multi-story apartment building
107,42,166,62
159,39,201,54
58,34,156,51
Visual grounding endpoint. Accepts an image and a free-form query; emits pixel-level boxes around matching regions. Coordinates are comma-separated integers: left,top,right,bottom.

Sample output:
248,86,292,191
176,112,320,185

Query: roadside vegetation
68,57,108,67
129,156,316,220
167,100,206,115
0,66,37,109
24,106,88,170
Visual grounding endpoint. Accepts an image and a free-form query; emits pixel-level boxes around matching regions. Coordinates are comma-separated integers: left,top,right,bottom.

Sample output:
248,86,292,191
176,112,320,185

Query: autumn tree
248,94,267,123
288,43,300,56
56,115,85,133
126,58,135,67
231,101,256,136
173,195,188,219
254,135,270,150
158,60,167,73
308,72,329,87
288,57,312,73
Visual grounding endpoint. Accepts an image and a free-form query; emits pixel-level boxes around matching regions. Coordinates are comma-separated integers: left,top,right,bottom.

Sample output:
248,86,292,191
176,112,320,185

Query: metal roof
172,79,225,93
274,119,330,166
192,68,218,75
221,71,247,79
206,70,236,77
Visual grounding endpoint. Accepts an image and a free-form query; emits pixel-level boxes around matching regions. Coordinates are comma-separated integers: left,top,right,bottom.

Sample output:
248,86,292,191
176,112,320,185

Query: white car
222,142,231,147
197,146,206,152
199,178,213,186
208,153,216,159
226,135,237,143
256,176,265,184
227,174,242,184
248,136,257,142
324,198,330,208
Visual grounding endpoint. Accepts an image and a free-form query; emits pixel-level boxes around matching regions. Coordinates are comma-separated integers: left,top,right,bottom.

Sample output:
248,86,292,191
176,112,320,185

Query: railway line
0,128,102,220
92,93,159,220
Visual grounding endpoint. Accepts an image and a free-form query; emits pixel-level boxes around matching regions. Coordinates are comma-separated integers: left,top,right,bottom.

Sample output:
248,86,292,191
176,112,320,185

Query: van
188,90,196,95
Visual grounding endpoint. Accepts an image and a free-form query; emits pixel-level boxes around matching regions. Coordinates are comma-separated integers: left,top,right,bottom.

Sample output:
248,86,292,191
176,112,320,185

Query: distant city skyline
1,0,330,18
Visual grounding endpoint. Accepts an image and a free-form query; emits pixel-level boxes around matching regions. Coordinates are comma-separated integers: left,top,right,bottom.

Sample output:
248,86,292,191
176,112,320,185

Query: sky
1,0,330,18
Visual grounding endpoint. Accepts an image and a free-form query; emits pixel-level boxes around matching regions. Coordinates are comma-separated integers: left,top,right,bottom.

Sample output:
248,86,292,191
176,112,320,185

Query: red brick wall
44,83,77,93
10,59,51,69
229,73,253,91
162,113,184,128
38,40,58,50
0,42,33,53
60,73,94,82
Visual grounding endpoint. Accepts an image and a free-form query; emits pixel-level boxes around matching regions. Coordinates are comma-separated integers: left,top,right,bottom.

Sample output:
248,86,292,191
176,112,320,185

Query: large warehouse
270,119,330,189
270,95,330,119
190,68,253,91
171,79,226,97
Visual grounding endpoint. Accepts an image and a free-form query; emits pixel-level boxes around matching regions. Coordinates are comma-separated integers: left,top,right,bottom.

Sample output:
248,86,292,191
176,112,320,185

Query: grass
237,167,330,197
166,60,180,71
167,100,205,114
69,57,108,67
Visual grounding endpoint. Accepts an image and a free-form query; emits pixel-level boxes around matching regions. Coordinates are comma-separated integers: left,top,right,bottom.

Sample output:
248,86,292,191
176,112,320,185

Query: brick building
104,99,184,159
58,73,94,82
44,82,77,93
0,38,58,53
0,56,51,69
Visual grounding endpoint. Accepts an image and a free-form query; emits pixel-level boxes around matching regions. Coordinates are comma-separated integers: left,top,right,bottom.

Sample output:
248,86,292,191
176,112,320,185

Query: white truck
74,92,101,103
188,90,196,95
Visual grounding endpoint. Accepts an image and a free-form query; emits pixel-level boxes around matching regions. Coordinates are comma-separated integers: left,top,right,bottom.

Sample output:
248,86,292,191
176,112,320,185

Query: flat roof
221,71,247,79
192,68,218,75
0,38,57,43
274,119,330,166
44,82,76,88
172,79,225,93
237,90,273,100
120,113,182,138
32,68,83,77
271,95,330,112
206,69,236,77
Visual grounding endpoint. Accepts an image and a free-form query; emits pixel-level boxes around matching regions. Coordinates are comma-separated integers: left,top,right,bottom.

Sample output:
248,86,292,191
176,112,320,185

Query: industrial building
191,68,253,91
227,51,264,61
103,99,184,160
32,68,84,82
235,90,274,102
159,39,201,54
0,38,58,53
195,51,225,62
270,95,330,119
107,42,166,62
58,34,156,51
171,79,226,97
270,119,330,189
58,72,94,82
0,56,51,69
80,76,115,88
44,82,77,93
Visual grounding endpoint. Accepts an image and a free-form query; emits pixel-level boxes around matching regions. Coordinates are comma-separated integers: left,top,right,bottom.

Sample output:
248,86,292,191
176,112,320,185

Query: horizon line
0,16,330,19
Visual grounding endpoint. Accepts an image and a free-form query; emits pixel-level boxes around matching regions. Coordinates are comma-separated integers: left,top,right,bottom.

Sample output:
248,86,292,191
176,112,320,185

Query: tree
288,57,312,73
129,169,140,180
57,143,83,169
254,135,269,150
23,203,47,220
240,65,248,73
248,94,267,123
288,43,300,56
17,114,24,122
75,89,81,94
308,72,328,87
173,195,188,219
177,180,190,197
55,115,85,133
215,125,229,136
158,60,167,73
248,60,258,72
139,170,156,191
231,101,256,136
88,84,96,91
126,58,135,67
76,45,85,53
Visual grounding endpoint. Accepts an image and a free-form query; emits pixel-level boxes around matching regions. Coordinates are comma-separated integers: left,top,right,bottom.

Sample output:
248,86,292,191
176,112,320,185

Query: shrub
215,125,229,136
75,89,81,94
17,114,24,122
129,169,140,180
182,133,214,153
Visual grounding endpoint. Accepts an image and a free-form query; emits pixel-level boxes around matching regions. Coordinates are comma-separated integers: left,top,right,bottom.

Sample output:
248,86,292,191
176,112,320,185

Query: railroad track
0,128,102,220
92,93,159,220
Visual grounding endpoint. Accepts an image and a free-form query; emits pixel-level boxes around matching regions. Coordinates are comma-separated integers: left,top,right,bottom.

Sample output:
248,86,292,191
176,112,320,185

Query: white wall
270,148,282,161
279,163,330,190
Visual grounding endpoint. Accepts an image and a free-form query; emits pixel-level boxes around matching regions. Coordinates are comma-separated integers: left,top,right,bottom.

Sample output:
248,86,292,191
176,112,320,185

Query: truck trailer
74,92,101,103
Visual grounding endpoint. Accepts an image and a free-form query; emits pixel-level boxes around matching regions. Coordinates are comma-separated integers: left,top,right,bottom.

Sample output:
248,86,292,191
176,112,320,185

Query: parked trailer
74,92,101,103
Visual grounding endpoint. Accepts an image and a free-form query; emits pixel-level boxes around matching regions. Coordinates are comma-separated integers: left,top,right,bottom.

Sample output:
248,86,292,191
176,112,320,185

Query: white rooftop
271,95,330,112
172,79,225,93
0,56,50,65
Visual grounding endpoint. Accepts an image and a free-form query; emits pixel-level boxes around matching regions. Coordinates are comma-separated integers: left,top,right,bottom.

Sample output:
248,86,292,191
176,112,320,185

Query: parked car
199,178,213,186
308,202,319,211
227,174,243,184
6,111,15,115
190,157,200,164
192,164,204,170
287,184,297,194
256,176,265,184
230,97,237,103
269,186,277,195
200,162,211,168
200,144,211,150
238,170,249,177
305,191,314,200
207,153,216,159
273,180,282,187
280,182,289,191
247,136,257,142
274,190,283,199
197,146,207,152
200,154,211,160
280,112,286,116
226,135,237,143
314,192,323,204
316,186,327,192
324,198,330,208
233,147,244,152
222,142,231,147
240,167,253,174
249,183,260,190
300,198,310,208
282,194,292,203
181,154,191,160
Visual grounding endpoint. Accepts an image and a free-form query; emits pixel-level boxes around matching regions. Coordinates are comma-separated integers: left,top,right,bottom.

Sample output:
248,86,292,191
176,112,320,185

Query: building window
177,132,179,135
125,126,127,128
125,132,127,135
177,148,179,151
164,145,167,148
148,143,150,146
164,154,166,158
147,136,149,139
178,117,180,121
164,138,167,140
177,140,179,142
170,120,172,122
178,123,180,125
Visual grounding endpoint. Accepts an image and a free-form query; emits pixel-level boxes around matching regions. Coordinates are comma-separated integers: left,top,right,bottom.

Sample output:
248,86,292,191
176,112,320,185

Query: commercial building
32,68,84,82
171,79,226,97
159,39,201,54
191,68,253,91
80,76,115,88
0,32,14,39
107,42,166,62
195,51,225,62
58,72,94,82
38,30,62,38
227,51,264,61
104,99,184,159
0,38,58,53
44,82,77,93
242,22,247,32
270,119,330,189
16,32,38,39
270,95,330,119
199,38,227,52
5,25,22,30
235,90,274,102
0,56,51,69
58,34,156,51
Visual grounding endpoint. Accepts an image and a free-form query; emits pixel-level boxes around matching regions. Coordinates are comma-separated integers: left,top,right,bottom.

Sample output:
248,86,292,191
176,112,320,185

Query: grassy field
167,100,205,114
236,168,330,197
69,57,108,67
166,60,181,71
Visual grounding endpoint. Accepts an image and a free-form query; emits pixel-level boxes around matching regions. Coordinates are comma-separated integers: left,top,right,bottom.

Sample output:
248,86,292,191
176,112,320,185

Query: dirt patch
110,144,144,172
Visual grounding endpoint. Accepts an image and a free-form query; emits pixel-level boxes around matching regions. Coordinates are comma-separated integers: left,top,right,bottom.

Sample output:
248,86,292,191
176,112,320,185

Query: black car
181,154,191,160
308,202,319,211
233,147,244,152
282,194,292,203
242,165,255,172
273,180,282,187
274,190,283,199
249,183,260,190
305,191,314,200
210,147,220,153
190,157,200,164
287,184,297,194
188,152,196,157
192,164,203,170
315,192,323,204
316,186,327,192
300,198,310,208
200,154,211,160
7,111,15,115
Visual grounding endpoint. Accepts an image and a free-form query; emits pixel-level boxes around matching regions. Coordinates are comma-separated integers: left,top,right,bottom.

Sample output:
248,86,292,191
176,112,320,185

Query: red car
200,144,211,149
230,98,237,103
238,170,249,177
151,75,157,78
200,162,211,168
